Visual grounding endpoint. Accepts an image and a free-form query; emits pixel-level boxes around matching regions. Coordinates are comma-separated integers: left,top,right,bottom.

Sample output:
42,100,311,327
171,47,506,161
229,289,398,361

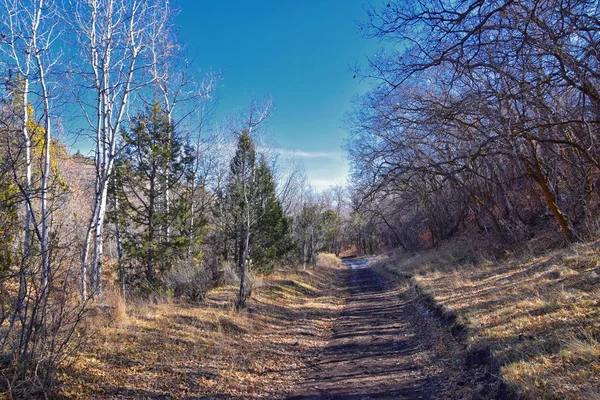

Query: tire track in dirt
287,262,445,399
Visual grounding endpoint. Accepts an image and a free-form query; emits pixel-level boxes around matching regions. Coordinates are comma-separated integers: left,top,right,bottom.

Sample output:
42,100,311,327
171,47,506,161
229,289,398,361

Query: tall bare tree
0,0,59,314
68,0,168,298
348,0,600,248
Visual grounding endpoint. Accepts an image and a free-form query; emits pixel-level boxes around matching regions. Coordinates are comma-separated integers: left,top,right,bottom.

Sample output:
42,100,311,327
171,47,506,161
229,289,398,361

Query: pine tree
116,103,193,284
226,131,256,308
225,133,291,308
251,156,292,274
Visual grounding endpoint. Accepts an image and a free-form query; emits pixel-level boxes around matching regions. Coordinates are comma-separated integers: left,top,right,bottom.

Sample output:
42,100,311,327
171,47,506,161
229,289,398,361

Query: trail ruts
288,263,447,400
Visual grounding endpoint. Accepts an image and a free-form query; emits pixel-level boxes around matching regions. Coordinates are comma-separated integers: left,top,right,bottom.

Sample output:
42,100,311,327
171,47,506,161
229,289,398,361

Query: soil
287,262,450,400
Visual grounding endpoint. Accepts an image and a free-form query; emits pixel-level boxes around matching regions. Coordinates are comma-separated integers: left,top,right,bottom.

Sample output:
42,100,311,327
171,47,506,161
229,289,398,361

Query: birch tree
0,2,87,396
31,0,58,297
68,0,166,298
1,0,36,316
0,0,58,313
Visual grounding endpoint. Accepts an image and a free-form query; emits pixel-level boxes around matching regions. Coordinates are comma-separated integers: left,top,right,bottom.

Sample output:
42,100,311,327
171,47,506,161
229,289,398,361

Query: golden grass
103,287,127,324
374,240,600,400
316,252,343,268
56,260,343,399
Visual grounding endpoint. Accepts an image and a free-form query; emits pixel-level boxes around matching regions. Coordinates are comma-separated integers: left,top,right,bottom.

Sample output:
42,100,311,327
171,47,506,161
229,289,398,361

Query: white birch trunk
1,0,58,313
72,0,154,297
2,0,36,318
91,179,109,295
32,0,50,295
17,78,32,316
113,189,125,295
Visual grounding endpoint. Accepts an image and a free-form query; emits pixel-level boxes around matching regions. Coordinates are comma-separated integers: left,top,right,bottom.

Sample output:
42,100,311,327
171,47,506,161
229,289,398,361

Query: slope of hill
373,238,600,399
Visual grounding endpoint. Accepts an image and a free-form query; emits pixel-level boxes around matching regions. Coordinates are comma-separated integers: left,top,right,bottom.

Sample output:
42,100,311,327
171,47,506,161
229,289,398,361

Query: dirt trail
288,261,447,400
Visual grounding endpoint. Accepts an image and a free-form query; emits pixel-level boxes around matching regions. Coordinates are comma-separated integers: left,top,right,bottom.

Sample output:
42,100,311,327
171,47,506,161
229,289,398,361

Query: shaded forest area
347,0,600,252
345,1,600,398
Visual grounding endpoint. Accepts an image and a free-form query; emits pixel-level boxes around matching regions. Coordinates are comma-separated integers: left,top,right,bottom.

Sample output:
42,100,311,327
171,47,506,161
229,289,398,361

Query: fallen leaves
54,265,343,399
376,240,600,400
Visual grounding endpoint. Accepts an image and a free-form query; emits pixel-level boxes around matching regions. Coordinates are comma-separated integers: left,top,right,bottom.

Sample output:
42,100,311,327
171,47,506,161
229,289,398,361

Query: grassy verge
56,256,344,399
373,239,600,399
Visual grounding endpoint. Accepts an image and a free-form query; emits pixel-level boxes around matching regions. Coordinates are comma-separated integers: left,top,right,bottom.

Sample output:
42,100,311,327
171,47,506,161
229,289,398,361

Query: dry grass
374,240,600,400
55,257,343,399
103,287,127,324
316,252,343,268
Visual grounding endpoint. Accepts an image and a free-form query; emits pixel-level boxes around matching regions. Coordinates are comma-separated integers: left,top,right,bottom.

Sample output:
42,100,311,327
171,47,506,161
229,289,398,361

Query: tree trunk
81,203,98,299
312,229,317,266
22,87,32,258
535,174,575,241
379,212,407,251
113,190,125,295
16,77,33,320
146,171,156,282
91,180,109,296
302,234,308,270
526,158,575,241
236,212,251,310
37,59,51,297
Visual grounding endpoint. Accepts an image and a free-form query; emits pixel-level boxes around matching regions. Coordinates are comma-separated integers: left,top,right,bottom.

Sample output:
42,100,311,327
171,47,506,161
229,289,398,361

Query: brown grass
316,252,343,268
374,240,600,399
56,256,344,399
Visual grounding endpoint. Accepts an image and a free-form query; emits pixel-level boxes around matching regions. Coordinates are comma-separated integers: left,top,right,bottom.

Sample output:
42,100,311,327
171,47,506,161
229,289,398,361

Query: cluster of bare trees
0,0,88,396
287,184,349,264
348,0,600,251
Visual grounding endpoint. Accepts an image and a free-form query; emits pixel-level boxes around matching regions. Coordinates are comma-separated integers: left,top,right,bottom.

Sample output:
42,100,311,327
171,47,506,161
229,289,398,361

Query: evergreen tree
250,156,292,274
225,132,291,308
226,131,256,308
116,103,193,283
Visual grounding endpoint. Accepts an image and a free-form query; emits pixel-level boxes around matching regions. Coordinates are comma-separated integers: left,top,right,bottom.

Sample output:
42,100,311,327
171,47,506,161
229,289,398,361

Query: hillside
373,238,600,399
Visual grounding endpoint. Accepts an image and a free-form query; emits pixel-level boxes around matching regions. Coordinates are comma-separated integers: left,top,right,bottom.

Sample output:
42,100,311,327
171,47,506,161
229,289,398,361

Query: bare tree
348,0,600,248
68,0,167,298
0,2,90,397
0,0,37,316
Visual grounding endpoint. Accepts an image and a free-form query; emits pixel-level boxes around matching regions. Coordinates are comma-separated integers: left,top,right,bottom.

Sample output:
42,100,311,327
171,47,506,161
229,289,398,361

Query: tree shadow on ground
286,267,445,400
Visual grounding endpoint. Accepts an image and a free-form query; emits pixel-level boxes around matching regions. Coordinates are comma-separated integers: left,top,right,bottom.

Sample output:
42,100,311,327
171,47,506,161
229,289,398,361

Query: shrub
165,260,213,302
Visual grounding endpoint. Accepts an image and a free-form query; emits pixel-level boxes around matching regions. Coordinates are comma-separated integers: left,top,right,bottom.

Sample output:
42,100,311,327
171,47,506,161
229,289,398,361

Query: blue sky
176,0,378,190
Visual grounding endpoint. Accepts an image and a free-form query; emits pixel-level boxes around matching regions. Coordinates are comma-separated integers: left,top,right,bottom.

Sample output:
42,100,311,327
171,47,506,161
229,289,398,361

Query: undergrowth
55,255,343,398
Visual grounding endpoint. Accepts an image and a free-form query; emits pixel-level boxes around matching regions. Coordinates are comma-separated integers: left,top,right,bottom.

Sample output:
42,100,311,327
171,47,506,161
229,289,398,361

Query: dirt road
288,260,448,399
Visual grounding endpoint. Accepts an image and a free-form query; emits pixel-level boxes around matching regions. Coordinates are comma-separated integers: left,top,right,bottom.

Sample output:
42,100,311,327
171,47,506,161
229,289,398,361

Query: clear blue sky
175,0,378,190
